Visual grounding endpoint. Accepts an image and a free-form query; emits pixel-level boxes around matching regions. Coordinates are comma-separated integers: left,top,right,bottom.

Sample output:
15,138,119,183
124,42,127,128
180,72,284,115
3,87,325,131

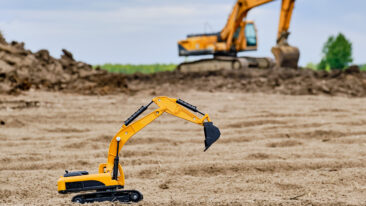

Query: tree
317,33,352,70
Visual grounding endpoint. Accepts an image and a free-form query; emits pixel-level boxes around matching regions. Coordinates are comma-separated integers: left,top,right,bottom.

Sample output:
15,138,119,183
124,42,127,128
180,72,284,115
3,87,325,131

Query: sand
1,90,365,205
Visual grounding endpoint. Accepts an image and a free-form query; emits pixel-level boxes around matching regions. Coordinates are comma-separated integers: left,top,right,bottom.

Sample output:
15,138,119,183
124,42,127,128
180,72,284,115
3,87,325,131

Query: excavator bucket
203,122,221,151
271,45,300,68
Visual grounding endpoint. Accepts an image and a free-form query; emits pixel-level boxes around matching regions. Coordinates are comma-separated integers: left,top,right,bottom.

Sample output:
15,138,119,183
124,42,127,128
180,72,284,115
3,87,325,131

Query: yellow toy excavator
57,96,221,203
177,0,299,71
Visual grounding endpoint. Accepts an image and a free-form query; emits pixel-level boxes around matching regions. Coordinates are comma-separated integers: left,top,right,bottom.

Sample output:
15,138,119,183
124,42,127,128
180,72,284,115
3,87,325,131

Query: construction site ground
1,89,365,205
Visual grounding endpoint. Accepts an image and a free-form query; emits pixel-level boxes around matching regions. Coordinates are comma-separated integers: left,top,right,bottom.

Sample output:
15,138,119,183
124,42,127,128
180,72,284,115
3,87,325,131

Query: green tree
317,33,352,70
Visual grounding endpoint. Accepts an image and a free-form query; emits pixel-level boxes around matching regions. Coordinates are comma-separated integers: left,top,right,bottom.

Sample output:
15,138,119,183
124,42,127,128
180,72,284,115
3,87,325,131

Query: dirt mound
1,33,365,97
0,36,128,95
127,66,366,97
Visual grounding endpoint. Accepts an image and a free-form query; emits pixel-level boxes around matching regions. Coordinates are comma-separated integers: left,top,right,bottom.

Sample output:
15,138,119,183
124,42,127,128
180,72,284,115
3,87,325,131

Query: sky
0,0,365,66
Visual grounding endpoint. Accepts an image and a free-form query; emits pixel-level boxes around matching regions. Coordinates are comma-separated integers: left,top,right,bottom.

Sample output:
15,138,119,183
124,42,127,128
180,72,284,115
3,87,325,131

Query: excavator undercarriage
178,55,275,73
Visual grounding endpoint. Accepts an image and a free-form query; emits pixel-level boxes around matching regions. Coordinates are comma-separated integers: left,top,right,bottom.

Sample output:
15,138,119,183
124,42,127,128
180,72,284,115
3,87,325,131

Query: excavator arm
276,0,295,44
271,0,299,68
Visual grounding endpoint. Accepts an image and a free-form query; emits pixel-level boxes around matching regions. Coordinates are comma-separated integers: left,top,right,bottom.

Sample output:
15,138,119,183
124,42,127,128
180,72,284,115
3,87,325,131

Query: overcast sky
0,0,365,66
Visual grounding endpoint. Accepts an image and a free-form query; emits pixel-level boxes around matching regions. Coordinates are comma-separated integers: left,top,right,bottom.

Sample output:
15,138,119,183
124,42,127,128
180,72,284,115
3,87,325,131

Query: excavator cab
233,21,258,52
244,23,257,47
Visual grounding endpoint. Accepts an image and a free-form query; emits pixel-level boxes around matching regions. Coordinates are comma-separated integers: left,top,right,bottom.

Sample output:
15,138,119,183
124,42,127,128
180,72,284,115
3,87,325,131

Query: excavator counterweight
57,96,221,204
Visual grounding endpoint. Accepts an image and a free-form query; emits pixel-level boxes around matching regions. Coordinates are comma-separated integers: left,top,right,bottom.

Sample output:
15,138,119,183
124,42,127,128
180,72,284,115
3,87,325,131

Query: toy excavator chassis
57,96,221,204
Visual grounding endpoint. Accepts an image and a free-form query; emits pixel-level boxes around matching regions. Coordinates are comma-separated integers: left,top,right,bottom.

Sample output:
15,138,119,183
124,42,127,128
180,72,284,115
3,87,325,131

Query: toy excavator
177,0,299,71
57,96,221,203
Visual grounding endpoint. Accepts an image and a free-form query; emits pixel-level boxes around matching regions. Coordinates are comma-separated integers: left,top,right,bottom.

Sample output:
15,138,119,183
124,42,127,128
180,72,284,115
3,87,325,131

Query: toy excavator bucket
203,122,221,151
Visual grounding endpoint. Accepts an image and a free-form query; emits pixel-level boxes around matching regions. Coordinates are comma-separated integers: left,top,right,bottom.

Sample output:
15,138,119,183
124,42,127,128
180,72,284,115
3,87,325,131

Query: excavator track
177,56,275,73
71,189,143,204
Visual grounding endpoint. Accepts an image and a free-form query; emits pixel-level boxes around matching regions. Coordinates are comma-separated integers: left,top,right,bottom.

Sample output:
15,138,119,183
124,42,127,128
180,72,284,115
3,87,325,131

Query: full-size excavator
57,97,221,203
177,0,299,72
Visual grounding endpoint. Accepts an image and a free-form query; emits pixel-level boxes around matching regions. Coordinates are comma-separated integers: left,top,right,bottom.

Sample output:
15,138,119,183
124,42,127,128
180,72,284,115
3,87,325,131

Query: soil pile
0,34,128,95
1,33,365,97
128,66,366,97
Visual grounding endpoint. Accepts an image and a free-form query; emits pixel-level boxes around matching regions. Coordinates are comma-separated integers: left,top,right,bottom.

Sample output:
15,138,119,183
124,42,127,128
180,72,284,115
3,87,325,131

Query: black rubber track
71,189,143,204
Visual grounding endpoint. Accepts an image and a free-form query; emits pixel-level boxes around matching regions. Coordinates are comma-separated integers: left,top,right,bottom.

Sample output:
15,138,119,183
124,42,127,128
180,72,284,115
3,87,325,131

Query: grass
95,63,177,74
305,62,330,71
97,62,365,74
305,62,318,70
360,64,366,71
306,62,366,71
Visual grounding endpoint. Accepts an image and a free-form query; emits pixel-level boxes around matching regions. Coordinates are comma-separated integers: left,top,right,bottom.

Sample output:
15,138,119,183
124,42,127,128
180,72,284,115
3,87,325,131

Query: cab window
245,23,257,46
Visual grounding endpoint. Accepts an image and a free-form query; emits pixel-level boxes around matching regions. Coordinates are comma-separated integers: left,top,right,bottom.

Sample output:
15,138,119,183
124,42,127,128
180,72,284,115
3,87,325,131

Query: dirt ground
1,90,365,205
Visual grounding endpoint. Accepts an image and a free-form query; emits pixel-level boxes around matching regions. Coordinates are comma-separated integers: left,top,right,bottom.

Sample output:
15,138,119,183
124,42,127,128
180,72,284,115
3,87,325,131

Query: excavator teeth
203,122,221,151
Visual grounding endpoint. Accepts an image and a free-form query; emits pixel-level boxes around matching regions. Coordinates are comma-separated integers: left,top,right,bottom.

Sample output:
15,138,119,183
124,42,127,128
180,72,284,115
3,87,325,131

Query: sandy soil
1,90,366,205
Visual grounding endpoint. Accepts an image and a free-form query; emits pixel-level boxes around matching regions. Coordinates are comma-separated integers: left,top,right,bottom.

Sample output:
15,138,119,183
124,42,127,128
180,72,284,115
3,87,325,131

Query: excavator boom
57,96,220,204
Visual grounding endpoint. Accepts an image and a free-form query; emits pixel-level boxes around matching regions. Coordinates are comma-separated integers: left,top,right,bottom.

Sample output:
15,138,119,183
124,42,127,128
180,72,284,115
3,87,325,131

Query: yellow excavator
57,96,221,203
177,0,299,72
